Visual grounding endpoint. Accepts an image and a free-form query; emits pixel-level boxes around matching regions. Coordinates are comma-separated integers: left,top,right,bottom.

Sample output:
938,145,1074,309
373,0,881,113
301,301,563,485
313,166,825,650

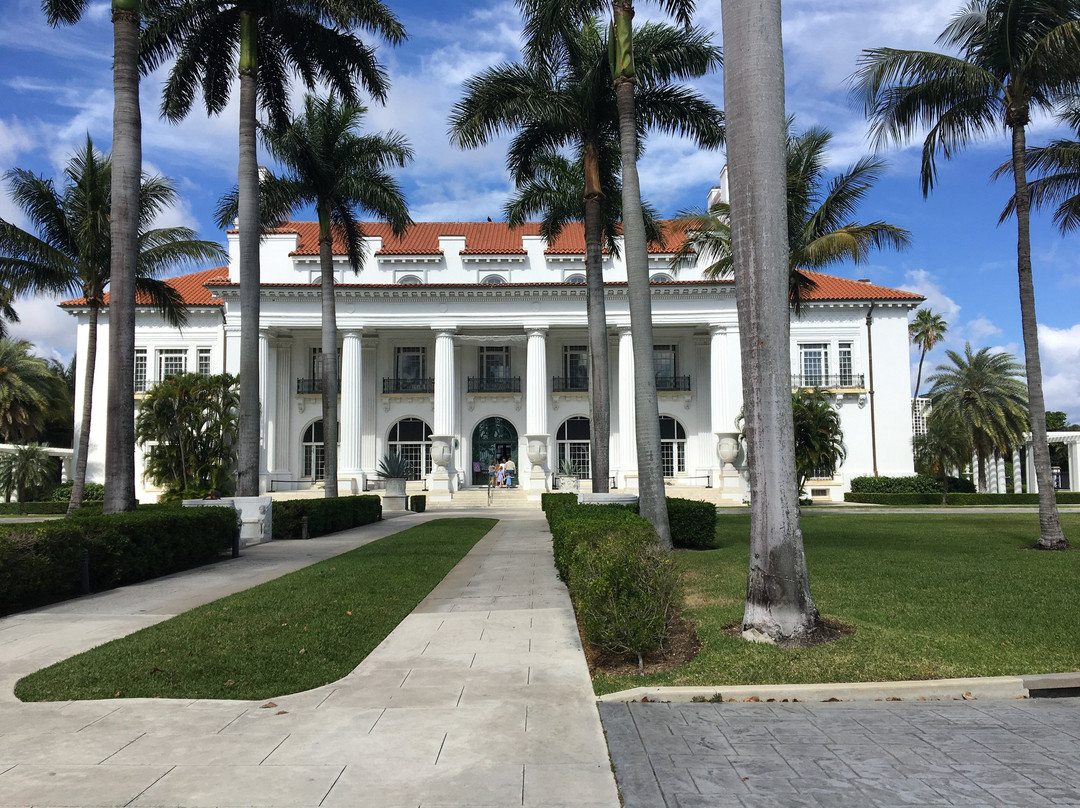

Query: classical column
709,324,740,496
429,327,457,499
263,334,278,484
258,329,270,492
274,338,292,473
616,326,636,486
1068,440,1080,493
525,326,550,492
1012,447,1023,496
1026,440,1039,494
339,329,364,494
996,452,1007,494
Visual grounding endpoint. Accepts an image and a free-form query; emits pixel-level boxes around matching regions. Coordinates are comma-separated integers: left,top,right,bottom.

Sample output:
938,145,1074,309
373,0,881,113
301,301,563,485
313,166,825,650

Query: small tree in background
791,390,846,497
0,444,55,505
915,409,974,504
909,307,949,402
135,373,239,499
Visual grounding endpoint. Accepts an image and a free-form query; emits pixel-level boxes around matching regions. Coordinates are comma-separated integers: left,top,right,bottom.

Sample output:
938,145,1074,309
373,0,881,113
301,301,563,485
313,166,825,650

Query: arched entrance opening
471,417,518,485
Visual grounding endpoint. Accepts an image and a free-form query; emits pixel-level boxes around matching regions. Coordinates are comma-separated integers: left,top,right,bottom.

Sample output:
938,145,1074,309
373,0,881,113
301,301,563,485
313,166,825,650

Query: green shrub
548,503,647,582
568,525,682,667
666,497,717,549
0,507,236,615
849,474,975,494
844,491,1080,506
272,495,382,540
541,492,577,513
0,501,85,515
409,495,427,513
50,482,105,502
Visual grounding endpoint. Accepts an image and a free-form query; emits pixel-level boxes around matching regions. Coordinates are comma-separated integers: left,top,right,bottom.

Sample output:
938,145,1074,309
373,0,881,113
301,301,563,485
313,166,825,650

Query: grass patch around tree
15,518,496,702
593,512,1080,695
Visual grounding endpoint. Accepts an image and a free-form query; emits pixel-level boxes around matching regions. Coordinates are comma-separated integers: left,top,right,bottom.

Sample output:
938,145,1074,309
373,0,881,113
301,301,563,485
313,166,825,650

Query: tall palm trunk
913,348,927,401
103,1,140,514
318,212,339,498
583,141,610,494
67,303,99,517
1010,120,1068,549
723,0,825,645
612,0,671,548
235,10,261,497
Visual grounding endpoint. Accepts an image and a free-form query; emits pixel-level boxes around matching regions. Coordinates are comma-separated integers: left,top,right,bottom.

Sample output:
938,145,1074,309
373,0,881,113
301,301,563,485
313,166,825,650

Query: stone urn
526,436,548,469
429,437,453,471
717,435,741,469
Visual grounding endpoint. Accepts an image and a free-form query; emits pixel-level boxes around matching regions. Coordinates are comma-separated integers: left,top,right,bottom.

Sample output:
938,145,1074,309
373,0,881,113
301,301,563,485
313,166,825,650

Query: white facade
65,217,922,504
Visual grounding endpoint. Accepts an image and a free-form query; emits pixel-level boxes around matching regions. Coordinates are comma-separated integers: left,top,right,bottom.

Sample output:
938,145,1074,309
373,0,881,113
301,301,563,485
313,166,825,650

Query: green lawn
16,518,496,702
595,512,1080,695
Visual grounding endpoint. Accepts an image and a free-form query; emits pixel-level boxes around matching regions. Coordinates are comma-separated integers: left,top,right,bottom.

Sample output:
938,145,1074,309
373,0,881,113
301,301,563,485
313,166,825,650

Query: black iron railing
382,377,435,394
296,378,342,394
552,376,589,392
791,374,865,389
655,375,692,392
467,376,522,393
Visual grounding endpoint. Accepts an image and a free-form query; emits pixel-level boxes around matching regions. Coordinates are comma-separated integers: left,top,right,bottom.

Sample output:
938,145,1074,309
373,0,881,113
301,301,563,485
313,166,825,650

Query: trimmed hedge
0,501,69,516
0,507,237,616
541,492,577,513
549,504,648,582
272,495,382,540
844,491,1080,506
666,497,717,549
850,474,976,494
50,482,106,502
409,495,427,513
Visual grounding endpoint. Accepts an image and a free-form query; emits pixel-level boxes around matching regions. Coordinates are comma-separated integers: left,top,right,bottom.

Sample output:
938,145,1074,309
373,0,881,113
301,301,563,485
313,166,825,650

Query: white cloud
901,269,960,323
1037,324,1080,422
7,293,76,361
966,316,1003,342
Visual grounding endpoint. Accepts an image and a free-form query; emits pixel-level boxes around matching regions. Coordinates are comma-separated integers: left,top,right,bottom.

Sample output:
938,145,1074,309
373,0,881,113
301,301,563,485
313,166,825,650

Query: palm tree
853,0,1080,549
43,0,143,516
0,137,222,515
909,308,950,402
926,342,1028,494
673,121,912,311
998,103,1080,231
791,390,846,497
449,17,723,510
915,409,974,504
0,444,55,506
141,0,407,497
220,95,412,498
0,339,67,444
721,0,831,646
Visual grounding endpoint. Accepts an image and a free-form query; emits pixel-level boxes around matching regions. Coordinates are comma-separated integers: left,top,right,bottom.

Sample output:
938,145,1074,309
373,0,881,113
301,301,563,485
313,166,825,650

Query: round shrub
50,481,105,502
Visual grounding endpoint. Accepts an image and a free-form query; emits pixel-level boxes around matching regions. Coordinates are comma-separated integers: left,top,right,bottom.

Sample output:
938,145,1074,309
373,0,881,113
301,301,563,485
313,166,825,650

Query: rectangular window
800,343,829,387
563,345,588,390
654,344,678,390
134,349,147,393
396,346,425,380
157,348,187,380
838,342,853,387
479,346,510,380
197,347,212,377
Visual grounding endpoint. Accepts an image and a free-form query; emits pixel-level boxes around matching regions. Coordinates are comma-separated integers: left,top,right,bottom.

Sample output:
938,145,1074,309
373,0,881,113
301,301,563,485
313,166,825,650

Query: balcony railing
467,376,522,393
296,377,342,395
382,377,435,394
552,376,589,392
792,373,865,390
655,375,692,392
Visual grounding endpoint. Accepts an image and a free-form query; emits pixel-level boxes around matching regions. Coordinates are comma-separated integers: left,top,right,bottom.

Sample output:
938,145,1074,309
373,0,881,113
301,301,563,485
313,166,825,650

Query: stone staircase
430,486,539,509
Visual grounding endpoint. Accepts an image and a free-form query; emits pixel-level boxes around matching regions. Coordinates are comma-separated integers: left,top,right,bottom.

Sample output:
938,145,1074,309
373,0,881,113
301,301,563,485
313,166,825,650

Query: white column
617,326,636,486
1026,440,1039,494
1068,441,1080,493
525,327,550,491
1012,447,1023,495
429,327,457,499
339,329,363,493
274,339,292,473
258,329,270,491
996,452,1007,494
709,325,729,433
972,451,980,492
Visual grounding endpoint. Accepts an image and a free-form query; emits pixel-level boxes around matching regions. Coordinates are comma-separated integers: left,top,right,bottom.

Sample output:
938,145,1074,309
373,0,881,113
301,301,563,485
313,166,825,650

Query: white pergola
0,443,74,486
990,432,1080,494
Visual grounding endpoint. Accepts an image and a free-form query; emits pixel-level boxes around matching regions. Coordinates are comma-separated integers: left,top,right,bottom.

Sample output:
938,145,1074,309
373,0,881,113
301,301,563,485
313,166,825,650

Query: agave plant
377,452,413,480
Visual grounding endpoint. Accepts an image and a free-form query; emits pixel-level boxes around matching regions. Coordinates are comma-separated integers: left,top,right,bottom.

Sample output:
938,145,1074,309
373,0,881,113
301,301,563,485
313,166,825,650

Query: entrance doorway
471,417,518,485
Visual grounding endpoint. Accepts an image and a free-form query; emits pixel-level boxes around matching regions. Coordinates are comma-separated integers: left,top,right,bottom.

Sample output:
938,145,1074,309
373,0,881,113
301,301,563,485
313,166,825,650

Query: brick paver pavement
601,697,1080,807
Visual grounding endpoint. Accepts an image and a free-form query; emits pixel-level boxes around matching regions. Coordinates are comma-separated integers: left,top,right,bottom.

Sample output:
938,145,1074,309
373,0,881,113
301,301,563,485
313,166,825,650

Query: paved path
602,698,1080,807
0,509,619,808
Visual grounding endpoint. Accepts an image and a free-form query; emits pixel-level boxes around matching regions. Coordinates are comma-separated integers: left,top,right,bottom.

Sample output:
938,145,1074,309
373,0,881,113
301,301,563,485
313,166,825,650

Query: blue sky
1,0,1078,420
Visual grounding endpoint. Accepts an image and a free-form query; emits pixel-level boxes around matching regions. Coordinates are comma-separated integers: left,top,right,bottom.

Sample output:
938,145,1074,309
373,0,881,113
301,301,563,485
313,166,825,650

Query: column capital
432,326,458,337
616,324,633,336
526,326,549,339
341,328,364,340
709,323,727,336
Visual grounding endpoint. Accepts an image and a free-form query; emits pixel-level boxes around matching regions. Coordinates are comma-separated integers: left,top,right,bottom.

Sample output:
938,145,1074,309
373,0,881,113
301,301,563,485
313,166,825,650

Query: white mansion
64,203,923,504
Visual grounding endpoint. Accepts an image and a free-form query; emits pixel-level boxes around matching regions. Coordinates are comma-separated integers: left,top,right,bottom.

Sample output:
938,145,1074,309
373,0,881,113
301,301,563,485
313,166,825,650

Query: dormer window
398,275,422,285
565,274,586,284
650,273,674,283
481,275,506,285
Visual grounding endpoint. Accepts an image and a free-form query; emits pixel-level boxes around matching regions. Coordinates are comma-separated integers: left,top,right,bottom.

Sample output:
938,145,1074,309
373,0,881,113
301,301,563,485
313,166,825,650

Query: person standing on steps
504,457,516,487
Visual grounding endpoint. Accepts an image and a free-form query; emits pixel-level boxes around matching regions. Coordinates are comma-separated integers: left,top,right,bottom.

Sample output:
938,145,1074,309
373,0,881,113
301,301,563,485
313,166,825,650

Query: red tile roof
60,267,228,308
799,270,924,302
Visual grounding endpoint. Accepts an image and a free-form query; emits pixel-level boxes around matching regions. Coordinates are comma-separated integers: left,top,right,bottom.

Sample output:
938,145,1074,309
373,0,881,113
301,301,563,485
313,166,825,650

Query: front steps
430,486,539,509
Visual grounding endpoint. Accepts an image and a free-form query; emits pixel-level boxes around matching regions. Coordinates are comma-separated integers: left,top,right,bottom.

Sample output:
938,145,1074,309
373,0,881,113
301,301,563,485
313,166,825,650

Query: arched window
302,420,325,480
556,416,591,478
650,273,674,283
387,418,433,480
398,275,422,285
659,415,686,476
565,274,586,284
481,274,506,285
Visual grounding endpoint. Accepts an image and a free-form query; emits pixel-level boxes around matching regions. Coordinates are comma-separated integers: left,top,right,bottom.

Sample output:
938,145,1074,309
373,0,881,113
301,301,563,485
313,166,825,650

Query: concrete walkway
0,509,619,808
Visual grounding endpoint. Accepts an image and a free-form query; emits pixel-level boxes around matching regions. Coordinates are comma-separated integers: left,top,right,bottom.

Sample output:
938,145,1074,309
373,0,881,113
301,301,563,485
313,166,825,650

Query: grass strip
594,512,1080,695
16,517,496,701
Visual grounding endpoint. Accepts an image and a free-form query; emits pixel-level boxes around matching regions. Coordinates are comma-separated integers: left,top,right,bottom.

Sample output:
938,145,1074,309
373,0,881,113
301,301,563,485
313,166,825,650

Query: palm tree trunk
103,1,140,514
913,348,927,402
1011,123,1069,549
723,0,825,645
612,0,671,548
319,215,339,498
583,142,610,494
235,10,261,497
67,304,99,517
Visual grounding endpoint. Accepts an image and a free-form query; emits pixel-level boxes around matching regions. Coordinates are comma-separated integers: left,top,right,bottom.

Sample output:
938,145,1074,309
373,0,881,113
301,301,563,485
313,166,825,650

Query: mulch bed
578,609,703,677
